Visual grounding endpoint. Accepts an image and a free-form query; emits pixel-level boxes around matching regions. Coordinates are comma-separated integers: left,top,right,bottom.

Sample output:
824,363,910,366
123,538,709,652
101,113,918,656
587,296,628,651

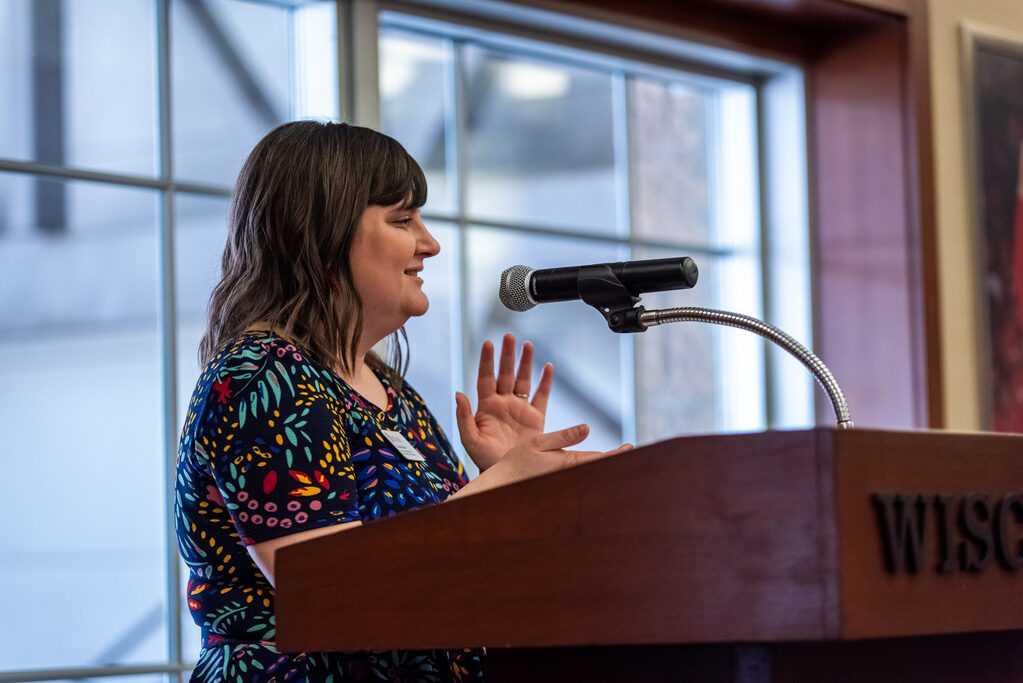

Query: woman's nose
417,222,441,257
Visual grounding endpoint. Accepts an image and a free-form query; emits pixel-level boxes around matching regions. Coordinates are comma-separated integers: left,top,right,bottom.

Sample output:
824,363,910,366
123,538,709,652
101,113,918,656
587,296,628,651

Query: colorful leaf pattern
175,332,483,681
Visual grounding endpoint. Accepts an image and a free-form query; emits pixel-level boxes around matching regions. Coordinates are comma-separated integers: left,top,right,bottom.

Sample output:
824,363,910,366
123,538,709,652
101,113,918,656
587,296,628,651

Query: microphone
499,257,699,312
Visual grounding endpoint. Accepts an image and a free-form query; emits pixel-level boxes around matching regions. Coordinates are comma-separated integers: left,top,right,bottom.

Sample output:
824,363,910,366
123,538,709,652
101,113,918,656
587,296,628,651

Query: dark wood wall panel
906,0,943,427
810,23,923,427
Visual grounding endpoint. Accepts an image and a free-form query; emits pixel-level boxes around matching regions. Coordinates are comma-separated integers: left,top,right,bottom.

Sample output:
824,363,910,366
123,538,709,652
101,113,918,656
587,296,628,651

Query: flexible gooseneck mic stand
576,265,854,430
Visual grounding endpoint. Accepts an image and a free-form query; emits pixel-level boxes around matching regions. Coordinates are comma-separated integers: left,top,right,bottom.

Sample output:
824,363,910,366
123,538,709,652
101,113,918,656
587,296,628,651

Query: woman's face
349,200,440,343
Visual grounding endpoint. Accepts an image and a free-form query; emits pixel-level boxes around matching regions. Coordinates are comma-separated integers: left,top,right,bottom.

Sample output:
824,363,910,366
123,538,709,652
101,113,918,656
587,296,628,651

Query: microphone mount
577,265,647,334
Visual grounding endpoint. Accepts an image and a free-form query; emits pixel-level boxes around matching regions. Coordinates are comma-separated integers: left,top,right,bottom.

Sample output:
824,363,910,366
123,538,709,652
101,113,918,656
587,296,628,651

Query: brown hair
199,120,427,384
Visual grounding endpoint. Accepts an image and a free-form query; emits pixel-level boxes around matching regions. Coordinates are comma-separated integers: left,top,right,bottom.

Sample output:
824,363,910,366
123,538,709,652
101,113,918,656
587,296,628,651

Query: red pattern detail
212,377,232,404
205,485,225,506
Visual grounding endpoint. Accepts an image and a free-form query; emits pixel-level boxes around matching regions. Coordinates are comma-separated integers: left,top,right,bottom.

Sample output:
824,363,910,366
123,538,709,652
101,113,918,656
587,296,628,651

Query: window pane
174,193,229,422
635,253,718,441
172,0,337,187
466,228,627,454
403,223,460,453
464,45,619,235
716,84,759,250
634,247,765,442
0,0,157,175
293,2,339,121
0,174,166,668
629,77,711,246
380,29,454,215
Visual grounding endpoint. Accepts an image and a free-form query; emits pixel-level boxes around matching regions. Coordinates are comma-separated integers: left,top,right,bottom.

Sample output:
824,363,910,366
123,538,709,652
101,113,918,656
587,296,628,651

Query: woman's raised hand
455,333,553,472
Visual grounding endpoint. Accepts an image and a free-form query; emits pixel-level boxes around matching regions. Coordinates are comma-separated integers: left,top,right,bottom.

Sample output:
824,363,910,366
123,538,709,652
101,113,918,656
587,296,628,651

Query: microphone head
499,265,536,311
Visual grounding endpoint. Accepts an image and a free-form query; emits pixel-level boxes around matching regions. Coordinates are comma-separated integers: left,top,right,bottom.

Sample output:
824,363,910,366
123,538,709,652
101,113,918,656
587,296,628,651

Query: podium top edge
640,426,1023,442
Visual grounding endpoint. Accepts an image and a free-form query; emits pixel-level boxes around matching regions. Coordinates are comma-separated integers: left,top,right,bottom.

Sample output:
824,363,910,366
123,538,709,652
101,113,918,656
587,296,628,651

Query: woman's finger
533,423,589,451
603,443,634,456
455,392,481,446
477,341,496,398
513,341,533,397
531,363,554,413
496,333,517,394
565,449,614,466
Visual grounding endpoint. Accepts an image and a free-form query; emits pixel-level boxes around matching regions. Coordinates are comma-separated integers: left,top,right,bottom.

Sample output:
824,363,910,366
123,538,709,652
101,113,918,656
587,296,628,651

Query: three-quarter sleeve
194,342,360,545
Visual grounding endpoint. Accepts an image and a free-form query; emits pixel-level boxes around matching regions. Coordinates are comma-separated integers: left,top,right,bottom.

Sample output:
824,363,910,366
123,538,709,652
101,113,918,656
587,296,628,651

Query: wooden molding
835,0,908,16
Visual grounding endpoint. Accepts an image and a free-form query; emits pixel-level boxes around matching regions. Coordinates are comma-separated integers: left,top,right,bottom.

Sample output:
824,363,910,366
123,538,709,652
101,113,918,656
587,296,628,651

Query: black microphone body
529,257,698,303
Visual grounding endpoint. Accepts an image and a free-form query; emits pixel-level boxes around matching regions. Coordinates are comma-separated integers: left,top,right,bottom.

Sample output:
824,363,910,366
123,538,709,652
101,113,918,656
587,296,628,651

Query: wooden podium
275,429,1023,681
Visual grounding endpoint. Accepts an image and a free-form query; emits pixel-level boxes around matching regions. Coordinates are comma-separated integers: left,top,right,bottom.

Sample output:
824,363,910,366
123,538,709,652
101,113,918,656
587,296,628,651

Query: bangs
367,135,428,209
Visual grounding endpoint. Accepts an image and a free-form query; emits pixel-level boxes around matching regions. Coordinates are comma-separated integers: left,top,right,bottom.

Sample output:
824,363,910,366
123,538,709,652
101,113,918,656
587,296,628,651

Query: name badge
382,429,426,462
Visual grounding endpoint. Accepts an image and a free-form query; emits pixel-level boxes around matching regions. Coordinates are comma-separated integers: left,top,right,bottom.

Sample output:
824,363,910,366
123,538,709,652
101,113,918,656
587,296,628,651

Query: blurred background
0,0,822,677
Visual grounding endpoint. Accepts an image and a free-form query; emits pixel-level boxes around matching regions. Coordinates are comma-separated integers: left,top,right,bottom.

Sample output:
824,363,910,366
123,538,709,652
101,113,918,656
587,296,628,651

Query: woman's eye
394,217,413,229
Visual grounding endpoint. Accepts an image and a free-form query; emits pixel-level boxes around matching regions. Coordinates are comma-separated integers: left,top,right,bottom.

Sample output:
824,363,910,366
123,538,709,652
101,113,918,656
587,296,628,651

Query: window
379,10,813,474
0,0,336,676
0,0,811,677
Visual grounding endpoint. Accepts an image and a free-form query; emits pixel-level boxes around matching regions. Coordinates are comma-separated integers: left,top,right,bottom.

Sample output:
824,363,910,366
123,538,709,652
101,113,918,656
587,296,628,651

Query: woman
175,120,630,682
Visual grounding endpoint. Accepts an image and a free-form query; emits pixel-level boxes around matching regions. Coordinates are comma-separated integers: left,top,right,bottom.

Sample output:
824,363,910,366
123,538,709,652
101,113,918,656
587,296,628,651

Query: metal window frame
374,9,780,445
0,0,296,680
379,0,764,89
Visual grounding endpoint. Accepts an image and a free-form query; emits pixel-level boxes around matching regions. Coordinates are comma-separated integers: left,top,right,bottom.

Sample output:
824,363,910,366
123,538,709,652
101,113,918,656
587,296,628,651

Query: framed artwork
963,24,1023,431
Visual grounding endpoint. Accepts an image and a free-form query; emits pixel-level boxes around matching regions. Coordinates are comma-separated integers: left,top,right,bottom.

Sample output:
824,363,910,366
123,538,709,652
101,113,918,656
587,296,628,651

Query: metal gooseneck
637,306,854,429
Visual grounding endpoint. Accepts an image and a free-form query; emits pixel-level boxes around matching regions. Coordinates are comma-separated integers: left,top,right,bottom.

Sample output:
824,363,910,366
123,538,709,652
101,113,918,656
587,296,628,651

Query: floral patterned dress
174,331,486,682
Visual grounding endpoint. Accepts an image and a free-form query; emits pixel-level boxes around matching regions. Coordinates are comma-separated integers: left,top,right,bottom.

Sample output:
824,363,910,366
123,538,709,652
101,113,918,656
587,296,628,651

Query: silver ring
514,392,529,399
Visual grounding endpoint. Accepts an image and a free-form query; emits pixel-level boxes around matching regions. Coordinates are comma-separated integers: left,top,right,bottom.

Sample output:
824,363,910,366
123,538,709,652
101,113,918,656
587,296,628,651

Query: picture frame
961,22,1023,431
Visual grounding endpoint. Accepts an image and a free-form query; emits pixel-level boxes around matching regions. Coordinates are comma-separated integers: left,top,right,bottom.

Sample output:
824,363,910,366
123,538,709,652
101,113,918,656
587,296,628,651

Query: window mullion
350,0,381,128
706,90,727,432
611,69,637,447
287,7,297,121
754,82,775,430
452,37,476,475
155,0,182,670
337,0,353,121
